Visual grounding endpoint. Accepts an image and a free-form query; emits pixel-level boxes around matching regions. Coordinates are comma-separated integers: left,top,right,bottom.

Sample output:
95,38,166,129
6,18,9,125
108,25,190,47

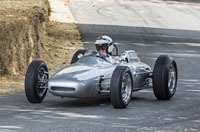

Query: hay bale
0,0,50,76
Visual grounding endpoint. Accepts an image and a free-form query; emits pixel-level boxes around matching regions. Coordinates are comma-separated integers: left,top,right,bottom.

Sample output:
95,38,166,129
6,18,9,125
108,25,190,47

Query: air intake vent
51,87,75,91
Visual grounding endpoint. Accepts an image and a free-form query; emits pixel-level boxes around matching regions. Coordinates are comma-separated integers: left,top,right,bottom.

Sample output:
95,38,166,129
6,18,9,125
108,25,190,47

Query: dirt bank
45,21,83,72
45,0,83,72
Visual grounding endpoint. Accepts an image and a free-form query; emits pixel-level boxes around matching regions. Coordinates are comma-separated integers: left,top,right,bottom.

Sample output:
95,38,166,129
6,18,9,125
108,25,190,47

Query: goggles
96,45,107,50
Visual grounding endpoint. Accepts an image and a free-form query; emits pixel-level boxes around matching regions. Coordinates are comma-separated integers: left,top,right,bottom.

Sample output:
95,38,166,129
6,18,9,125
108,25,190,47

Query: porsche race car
25,47,178,108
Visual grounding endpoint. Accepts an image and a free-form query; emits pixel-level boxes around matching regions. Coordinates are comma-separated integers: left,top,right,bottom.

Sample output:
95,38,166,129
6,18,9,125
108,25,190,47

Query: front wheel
25,60,48,103
110,66,133,108
153,55,178,100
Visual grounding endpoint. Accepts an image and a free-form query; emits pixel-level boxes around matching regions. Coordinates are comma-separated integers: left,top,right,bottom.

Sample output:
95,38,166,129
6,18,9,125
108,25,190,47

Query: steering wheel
91,51,112,63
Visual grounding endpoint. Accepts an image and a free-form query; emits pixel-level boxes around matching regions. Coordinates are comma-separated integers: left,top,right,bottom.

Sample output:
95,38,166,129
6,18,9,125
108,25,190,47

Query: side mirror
77,53,83,59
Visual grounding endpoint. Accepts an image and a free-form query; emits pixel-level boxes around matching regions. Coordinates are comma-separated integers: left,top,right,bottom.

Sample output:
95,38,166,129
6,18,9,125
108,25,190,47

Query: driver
94,35,114,62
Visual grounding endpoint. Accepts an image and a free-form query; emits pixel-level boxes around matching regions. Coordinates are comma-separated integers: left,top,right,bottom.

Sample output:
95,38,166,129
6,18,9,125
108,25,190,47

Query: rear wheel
110,66,133,108
153,55,178,100
25,60,48,103
71,49,87,64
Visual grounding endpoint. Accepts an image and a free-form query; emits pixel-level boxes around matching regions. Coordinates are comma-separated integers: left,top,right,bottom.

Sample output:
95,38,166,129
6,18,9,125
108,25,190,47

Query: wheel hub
37,67,48,97
168,64,177,94
121,73,132,104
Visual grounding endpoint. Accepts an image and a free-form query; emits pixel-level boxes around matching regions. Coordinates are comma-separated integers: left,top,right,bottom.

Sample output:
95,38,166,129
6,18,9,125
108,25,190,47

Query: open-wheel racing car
25,45,178,108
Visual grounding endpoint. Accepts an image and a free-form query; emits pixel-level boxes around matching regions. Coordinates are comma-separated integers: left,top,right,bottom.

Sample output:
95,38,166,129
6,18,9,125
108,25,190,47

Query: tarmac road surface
0,0,200,132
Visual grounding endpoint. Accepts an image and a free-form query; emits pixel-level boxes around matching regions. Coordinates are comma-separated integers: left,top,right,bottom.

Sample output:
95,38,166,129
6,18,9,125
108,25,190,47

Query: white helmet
95,35,114,54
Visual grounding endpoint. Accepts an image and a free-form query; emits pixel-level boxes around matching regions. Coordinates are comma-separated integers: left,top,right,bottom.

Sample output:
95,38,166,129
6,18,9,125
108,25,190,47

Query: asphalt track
0,0,200,132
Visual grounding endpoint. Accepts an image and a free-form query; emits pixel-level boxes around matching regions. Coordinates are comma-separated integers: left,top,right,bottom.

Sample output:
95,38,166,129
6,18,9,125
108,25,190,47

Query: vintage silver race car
25,47,178,108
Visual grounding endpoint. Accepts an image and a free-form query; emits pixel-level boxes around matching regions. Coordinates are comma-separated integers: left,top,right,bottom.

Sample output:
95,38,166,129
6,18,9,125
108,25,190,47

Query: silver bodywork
48,50,152,98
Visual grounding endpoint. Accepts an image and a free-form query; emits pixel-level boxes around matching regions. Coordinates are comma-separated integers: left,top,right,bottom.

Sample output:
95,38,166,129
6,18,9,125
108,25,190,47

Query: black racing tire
153,55,178,100
71,49,88,64
110,66,133,108
25,60,48,103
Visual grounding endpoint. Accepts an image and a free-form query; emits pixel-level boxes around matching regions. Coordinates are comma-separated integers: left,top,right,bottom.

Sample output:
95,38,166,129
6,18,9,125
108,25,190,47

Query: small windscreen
77,55,111,66
78,56,98,65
